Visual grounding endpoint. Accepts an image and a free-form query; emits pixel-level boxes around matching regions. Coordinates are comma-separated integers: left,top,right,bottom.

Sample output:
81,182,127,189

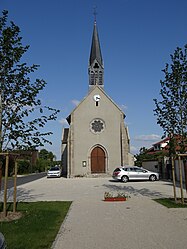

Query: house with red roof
142,136,187,181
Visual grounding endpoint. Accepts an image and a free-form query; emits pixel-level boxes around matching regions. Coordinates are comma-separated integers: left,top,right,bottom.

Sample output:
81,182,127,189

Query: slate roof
89,21,103,66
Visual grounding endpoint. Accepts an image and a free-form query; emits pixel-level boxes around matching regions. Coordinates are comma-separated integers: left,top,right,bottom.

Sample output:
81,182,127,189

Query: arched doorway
91,146,105,173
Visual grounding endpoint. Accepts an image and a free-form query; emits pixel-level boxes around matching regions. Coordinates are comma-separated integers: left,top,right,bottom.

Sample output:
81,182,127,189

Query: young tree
154,44,187,201
154,44,187,153
0,10,60,152
0,10,60,193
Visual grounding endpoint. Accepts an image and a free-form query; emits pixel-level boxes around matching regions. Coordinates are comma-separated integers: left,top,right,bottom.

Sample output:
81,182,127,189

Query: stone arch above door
91,146,106,173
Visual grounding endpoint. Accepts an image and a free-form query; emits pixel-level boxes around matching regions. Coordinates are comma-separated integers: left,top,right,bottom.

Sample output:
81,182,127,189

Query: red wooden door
91,147,105,173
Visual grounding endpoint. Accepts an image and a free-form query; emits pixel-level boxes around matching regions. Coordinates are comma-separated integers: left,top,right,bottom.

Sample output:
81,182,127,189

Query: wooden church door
91,147,105,173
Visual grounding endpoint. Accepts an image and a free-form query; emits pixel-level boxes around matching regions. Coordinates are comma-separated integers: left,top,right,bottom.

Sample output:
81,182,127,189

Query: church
61,20,134,177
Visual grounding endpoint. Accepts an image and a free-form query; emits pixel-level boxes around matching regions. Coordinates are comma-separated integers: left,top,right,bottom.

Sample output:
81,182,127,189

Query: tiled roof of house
146,135,187,155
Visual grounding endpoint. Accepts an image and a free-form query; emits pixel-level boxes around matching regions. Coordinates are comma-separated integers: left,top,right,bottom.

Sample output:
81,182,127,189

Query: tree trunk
13,160,18,213
178,156,184,204
183,160,187,193
171,156,177,202
3,154,9,217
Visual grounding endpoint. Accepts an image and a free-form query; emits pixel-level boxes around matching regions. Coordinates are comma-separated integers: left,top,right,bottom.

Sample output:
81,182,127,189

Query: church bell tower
61,15,133,178
88,21,104,90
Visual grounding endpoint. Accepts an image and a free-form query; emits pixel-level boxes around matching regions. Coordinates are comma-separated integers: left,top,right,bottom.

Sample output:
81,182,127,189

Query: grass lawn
0,201,72,249
154,198,187,208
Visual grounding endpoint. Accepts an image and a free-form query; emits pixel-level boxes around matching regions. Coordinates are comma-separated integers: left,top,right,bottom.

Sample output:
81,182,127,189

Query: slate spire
88,21,104,89
89,21,103,66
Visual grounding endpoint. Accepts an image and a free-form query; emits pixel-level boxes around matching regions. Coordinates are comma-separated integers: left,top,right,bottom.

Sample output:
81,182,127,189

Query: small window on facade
90,119,105,133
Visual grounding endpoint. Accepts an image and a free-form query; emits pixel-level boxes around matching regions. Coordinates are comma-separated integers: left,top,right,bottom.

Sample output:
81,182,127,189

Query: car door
135,168,150,180
134,167,147,180
127,167,138,180
141,169,150,180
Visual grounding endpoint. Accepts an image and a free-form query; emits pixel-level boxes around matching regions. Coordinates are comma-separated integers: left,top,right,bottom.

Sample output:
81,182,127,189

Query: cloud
130,146,138,154
134,134,161,142
120,104,128,111
59,118,68,126
71,99,80,106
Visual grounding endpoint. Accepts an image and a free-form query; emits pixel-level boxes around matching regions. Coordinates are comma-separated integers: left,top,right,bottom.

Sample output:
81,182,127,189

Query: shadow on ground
103,183,166,198
0,187,44,202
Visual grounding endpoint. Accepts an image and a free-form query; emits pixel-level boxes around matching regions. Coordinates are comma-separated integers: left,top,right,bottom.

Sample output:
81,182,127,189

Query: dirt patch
176,199,187,205
0,211,23,222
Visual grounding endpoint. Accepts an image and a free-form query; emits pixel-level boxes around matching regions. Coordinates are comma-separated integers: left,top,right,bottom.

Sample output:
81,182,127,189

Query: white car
112,166,159,183
47,166,62,178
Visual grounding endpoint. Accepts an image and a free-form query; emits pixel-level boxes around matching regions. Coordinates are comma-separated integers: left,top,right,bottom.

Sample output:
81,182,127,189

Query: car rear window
114,168,121,172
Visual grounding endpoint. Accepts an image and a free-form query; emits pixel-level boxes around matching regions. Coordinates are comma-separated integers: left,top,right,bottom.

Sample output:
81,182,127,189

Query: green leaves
0,10,60,151
39,149,54,161
153,44,187,153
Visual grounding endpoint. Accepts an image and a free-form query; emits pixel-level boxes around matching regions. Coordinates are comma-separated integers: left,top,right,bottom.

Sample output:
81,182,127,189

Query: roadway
0,172,46,191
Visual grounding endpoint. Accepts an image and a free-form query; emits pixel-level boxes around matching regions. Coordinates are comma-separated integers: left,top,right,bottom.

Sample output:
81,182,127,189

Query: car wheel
121,175,128,183
149,174,156,181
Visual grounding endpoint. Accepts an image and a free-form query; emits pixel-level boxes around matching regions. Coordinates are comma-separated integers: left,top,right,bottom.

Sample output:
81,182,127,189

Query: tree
154,44,187,202
36,149,56,172
153,44,187,153
39,149,54,161
135,147,167,167
0,10,60,152
17,160,31,174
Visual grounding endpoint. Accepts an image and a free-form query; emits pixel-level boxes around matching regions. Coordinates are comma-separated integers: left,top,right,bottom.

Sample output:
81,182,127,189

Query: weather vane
93,5,97,22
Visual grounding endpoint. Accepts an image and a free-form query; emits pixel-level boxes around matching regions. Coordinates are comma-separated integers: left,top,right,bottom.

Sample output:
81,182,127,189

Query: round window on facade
90,119,105,134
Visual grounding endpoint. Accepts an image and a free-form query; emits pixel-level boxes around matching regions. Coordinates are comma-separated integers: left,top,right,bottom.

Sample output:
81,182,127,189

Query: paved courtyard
3,176,184,202
1,177,187,249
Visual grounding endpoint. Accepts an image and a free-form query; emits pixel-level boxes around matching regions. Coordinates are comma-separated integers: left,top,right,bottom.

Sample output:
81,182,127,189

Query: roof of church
66,86,126,125
89,21,103,66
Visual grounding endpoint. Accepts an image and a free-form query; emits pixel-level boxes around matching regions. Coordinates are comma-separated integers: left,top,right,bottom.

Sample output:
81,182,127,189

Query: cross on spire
93,6,97,23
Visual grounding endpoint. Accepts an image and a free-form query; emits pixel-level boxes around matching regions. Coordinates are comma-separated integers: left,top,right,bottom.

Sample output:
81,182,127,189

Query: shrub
17,160,31,174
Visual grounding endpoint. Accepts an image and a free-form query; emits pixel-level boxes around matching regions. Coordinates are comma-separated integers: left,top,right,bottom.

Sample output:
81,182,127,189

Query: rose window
90,119,105,133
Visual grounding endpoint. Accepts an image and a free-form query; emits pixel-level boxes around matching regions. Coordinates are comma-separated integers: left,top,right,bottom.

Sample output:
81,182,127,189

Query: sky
0,0,187,159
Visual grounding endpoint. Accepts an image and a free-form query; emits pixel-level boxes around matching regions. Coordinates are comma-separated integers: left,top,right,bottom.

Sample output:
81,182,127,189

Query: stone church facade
61,21,134,177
